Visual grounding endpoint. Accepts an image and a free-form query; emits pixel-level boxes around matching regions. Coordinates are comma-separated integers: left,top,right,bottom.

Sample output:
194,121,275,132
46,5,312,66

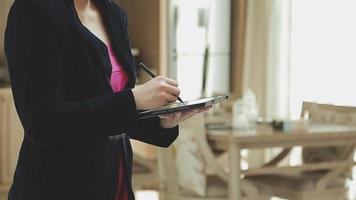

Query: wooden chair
132,152,160,191
157,113,273,200
300,102,355,199
301,102,356,164
0,184,9,200
250,101,356,200
130,140,163,191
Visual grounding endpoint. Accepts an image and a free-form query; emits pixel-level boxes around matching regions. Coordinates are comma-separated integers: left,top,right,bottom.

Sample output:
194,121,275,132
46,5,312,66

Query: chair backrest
301,101,356,162
157,113,207,196
157,113,228,197
301,101,356,125
157,143,180,194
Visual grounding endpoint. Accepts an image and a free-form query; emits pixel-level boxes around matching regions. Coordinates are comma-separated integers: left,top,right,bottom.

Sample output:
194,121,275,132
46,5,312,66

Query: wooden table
205,114,356,200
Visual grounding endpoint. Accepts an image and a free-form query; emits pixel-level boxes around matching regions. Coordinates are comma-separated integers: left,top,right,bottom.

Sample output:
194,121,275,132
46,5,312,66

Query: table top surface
205,113,356,149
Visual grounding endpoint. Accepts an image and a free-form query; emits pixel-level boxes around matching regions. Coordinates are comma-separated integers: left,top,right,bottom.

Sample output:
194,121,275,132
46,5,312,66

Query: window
289,0,356,118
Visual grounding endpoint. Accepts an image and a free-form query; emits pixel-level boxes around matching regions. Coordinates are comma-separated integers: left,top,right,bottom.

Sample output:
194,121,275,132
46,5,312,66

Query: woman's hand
159,106,212,129
132,76,181,110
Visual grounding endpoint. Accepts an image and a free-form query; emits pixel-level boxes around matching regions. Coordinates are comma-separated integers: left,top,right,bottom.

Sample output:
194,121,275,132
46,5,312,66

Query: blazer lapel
62,0,112,82
99,1,137,88
62,0,136,88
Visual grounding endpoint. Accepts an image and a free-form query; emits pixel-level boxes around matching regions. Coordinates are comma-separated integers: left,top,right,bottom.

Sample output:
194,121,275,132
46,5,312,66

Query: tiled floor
136,153,356,200
136,192,354,200
136,169,356,200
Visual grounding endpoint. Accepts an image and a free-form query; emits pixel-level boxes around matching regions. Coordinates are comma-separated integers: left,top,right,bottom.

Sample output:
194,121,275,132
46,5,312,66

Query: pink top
108,45,129,92
107,45,129,200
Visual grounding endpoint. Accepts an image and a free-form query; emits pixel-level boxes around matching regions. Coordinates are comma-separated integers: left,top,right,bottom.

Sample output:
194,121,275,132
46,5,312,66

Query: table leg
229,143,241,200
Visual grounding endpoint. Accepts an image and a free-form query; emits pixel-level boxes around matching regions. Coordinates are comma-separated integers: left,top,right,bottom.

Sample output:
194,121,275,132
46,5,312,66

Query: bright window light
290,0,356,118
135,190,159,200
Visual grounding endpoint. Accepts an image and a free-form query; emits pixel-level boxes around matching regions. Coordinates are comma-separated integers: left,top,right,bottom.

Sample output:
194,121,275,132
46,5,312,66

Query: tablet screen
138,94,229,119
155,96,215,109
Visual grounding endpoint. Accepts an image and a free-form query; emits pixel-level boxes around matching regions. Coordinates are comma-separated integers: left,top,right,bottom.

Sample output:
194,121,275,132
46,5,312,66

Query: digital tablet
138,93,229,119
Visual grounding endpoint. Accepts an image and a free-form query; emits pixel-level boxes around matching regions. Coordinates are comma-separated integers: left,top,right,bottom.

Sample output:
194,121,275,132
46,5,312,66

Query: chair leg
241,179,273,200
300,186,348,200
241,179,259,198
316,167,347,191
159,191,164,200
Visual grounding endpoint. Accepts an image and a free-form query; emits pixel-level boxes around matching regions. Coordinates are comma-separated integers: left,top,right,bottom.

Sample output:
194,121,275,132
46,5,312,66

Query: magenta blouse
107,45,129,200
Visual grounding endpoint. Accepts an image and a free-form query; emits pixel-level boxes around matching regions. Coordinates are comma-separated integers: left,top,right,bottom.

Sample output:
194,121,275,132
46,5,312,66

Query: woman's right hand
132,76,181,110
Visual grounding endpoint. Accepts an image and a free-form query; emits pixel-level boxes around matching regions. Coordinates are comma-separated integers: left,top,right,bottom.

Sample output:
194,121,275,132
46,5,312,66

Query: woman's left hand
159,106,212,129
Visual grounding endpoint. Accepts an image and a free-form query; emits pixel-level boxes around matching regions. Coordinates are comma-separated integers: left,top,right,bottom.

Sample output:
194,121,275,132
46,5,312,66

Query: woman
4,0,208,199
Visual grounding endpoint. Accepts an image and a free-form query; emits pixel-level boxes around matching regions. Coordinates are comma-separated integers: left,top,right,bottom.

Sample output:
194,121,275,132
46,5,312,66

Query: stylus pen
138,62,184,103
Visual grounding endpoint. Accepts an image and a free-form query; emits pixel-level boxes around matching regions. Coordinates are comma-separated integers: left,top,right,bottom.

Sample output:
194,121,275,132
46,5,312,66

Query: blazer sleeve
114,4,179,148
130,117,178,148
5,1,139,146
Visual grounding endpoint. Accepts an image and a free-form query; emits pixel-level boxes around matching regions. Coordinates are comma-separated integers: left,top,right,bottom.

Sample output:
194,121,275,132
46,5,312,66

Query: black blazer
4,0,178,199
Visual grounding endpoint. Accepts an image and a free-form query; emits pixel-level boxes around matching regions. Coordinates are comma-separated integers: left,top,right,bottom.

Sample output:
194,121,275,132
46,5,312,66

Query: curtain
0,0,13,82
0,0,13,62
242,0,292,118
230,0,247,97
240,0,292,167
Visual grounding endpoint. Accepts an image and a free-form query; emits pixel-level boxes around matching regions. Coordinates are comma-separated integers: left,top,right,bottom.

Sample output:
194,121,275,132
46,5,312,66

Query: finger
162,77,179,87
188,106,211,114
199,106,212,112
159,114,174,119
176,111,183,117
164,84,180,97
183,108,203,115
157,79,180,97
186,107,205,114
169,112,181,119
180,110,200,119
171,112,182,121
160,106,210,123
159,112,181,120
180,112,197,121
164,93,177,103
181,107,208,119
